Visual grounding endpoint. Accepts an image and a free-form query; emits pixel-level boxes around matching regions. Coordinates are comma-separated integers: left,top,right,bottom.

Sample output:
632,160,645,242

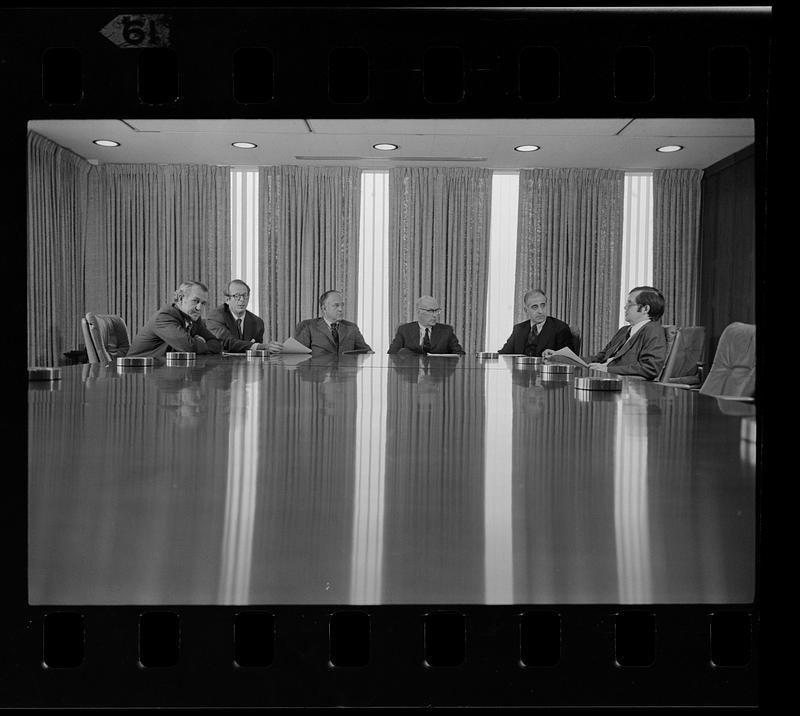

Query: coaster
116,357,155,367
165,352,196,361
540,362,574,374
574,376,622,391
246,349,270,358
27,367,62,381
514,356,546,365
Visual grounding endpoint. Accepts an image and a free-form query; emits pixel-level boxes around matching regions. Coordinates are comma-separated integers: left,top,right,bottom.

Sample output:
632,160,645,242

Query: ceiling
28,118,755,170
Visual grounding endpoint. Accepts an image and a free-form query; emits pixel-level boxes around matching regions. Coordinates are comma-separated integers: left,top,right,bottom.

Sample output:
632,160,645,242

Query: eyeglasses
227,293,250,301
419,308,441,314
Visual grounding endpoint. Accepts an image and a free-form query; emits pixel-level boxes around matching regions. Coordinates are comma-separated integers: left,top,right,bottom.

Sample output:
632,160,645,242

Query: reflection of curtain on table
653,169,703,326
248,366,358,602
388,167,492,352
382,363,486,603
259,166,362,340
511,381,618,603
27,132,98,365
515,169,624,357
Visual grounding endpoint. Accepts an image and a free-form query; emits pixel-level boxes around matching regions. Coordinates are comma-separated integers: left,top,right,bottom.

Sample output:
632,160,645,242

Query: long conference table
28,352,756,606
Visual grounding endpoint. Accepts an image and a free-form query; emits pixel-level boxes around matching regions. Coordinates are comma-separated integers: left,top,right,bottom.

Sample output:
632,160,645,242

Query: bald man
387,295,465,355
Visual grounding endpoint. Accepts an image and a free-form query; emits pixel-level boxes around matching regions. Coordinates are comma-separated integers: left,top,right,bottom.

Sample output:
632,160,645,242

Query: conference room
27,117,757,607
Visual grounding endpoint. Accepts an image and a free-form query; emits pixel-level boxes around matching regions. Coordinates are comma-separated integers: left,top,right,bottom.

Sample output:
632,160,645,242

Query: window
619,173,653,327
230,169,260,314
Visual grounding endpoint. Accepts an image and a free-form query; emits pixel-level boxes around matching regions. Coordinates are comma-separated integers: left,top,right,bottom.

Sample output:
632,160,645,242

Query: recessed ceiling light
232,141,258,149
656,144,683,153
93,139,120,147
373,143,399,151
514,144,540,152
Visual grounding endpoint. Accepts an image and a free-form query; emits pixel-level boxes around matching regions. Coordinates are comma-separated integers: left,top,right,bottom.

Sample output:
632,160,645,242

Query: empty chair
657,326,706,386
699,322,755,399
81,317,101,364
569,325,582,355
85,312,131,364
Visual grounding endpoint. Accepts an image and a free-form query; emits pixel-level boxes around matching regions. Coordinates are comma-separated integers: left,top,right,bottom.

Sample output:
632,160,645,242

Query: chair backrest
81,317,101,364
658,326,705,382
569,324,582,355
85,312,130,362
699,322,756,399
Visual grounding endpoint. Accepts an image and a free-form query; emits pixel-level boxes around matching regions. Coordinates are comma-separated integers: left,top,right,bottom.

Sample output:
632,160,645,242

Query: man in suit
497,289,573,356
583,286,667,380
205,279,282,353
294,290,373,355
128,280,222,358
387,295,465,355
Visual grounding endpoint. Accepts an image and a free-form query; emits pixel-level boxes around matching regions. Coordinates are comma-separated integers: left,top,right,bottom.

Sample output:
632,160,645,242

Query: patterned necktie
236,318,243,339
525,323,539,356
422,327,431,354
331,322,339,347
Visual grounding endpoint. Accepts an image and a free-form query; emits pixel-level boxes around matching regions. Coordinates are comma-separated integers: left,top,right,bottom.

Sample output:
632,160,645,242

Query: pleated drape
27,132,98,365
388,167,492,352
515,168,625,358
97,163,231,340
258,166,362,340
27,130,231,364
652,169,704,327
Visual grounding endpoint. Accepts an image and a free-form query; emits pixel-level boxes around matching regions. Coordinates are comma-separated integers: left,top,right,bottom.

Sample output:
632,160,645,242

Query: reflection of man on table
387,295,465,355
555,286,666,380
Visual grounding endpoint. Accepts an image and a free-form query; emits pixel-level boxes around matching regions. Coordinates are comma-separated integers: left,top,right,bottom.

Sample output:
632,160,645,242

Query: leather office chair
656,326,706,386
85,312,131,364
81,317,101,364
569,325,582,355
699,322,756,399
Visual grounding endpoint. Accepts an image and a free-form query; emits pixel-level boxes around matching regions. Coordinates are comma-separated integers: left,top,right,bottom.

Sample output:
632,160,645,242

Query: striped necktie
331,322,339,347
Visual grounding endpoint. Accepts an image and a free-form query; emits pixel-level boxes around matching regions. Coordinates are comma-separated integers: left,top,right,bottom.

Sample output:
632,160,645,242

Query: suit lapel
613,326,638,359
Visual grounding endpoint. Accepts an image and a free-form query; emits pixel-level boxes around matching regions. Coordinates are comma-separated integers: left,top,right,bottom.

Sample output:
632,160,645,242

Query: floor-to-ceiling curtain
258,166,362,341
515,168,625,357
388,167,492,352
92,164,231,340
27,132,99,365
652,169,703,327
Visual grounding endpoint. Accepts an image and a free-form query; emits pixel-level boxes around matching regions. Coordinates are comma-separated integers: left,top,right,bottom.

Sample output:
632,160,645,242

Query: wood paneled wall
698,144,755,362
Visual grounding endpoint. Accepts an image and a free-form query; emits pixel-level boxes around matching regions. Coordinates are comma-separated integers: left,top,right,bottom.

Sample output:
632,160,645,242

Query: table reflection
29,355,755,605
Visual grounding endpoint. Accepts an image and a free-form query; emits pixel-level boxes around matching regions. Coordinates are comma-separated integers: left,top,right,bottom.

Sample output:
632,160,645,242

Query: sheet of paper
221,352,246,357
547,346,589,368
281,336,312,354
426,353,462,357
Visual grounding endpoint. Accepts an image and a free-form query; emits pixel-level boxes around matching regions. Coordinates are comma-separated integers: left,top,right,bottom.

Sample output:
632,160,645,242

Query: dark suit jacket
294,317,372,355
387,322,465,354
497,316,572,356
590,320,667,379
205,304,265,352
128,304,222,358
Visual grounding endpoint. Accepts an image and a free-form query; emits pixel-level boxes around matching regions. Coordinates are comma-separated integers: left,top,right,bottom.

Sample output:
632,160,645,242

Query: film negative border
3,5,770,709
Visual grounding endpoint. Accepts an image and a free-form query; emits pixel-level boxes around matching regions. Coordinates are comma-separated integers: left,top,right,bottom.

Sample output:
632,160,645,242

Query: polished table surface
28,353,756,605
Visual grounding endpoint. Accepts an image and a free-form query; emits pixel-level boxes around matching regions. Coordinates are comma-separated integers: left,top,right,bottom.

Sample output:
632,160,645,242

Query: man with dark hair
205,279,282,353
497,289,573,356
128,280,222,358
387,295,465,355
583,285,667,379
294,290,372,355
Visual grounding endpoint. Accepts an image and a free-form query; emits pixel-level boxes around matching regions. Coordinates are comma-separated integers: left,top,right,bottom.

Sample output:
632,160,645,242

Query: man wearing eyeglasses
578,285,667,379
206,280,282,353
387,295,465,355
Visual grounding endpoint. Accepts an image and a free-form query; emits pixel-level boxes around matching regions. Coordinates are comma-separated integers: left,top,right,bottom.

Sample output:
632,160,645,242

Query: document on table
547,347,589,368
426,353,462,357
281,336,312,354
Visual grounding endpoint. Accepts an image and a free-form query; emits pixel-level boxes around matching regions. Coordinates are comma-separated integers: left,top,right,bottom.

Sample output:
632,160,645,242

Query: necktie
236,318,243,339
331,322,339,347
422,327,431,354
610,326,631,358
525,323,539,356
